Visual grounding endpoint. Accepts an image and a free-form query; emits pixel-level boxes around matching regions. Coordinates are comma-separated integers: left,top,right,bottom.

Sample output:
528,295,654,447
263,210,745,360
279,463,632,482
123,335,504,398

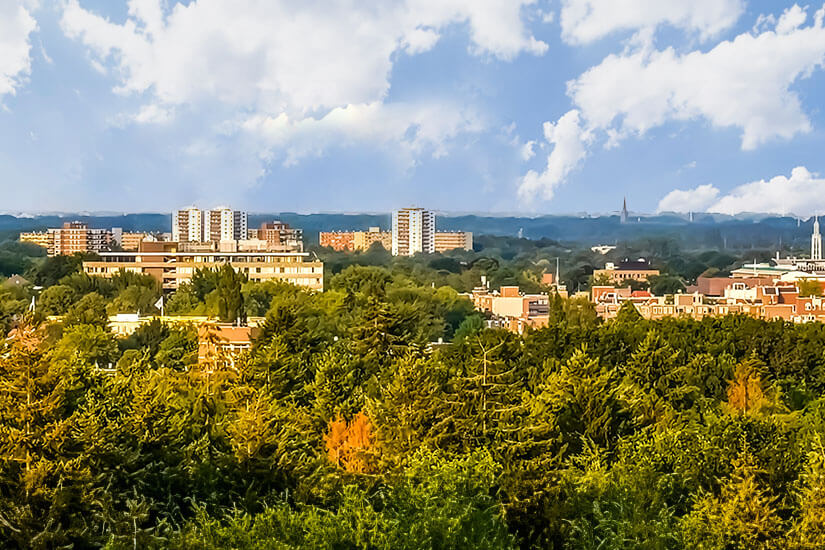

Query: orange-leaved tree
325,411,378,473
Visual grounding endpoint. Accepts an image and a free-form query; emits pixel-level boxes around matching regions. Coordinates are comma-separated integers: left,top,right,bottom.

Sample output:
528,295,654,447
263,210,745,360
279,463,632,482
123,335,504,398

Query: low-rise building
320,228,392,252
434,231,473,252
593,260,660,285
19,231,53,254
353,227,392,251
198,324,261,368
319,231,356,251
82,241,323,291
472,285,549,334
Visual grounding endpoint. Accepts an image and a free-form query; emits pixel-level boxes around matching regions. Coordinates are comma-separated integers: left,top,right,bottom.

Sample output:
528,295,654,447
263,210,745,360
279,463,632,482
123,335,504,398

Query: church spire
812,215,822,261
620,197,628,224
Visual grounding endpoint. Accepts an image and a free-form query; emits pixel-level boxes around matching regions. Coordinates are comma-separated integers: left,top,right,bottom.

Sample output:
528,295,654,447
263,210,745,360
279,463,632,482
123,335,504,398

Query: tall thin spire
620,197,628,224
812,215,822,261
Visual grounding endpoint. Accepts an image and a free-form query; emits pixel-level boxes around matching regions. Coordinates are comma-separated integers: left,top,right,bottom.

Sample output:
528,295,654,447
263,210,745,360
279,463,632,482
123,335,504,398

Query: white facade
173,206,248,243
392,207,436,256
813,217,822,261
205,206,248,242
173,206,204,243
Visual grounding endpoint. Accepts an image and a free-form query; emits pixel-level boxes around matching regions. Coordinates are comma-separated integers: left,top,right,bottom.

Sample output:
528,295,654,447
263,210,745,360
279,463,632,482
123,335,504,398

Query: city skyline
2,1,825,216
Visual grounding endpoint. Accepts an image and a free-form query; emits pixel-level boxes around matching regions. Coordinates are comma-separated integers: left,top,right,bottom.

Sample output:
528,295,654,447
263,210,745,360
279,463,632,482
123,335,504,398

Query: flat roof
94,251,311,257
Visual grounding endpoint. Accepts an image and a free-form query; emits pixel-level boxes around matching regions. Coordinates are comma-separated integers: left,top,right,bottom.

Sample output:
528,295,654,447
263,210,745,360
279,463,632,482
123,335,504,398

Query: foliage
2,239,825,548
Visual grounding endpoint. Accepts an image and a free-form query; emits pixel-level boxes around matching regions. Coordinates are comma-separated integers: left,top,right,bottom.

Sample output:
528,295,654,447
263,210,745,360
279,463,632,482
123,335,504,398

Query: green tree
64,291,109,327
216,264,245,323
37,284,77,315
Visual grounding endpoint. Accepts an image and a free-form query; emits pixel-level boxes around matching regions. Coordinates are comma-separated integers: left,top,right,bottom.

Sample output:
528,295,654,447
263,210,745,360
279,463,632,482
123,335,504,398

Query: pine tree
0,315,88,545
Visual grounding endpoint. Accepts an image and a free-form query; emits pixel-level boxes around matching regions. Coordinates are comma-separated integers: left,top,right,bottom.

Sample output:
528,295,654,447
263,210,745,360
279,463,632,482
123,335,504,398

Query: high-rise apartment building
173,206,248,243
173,206,204,242
392,208,435,256
52,222,112,256
205,206,247,242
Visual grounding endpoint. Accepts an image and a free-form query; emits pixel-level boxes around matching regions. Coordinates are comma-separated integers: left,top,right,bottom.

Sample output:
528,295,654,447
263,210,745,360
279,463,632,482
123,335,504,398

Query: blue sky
2,1,825,216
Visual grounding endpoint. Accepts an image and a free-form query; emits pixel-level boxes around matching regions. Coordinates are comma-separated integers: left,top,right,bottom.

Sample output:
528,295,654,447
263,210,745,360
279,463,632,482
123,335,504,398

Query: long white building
392,207,435,256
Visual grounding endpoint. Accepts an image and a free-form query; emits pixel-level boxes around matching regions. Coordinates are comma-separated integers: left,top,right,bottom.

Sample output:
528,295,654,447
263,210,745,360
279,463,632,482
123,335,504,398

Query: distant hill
0,212,813,251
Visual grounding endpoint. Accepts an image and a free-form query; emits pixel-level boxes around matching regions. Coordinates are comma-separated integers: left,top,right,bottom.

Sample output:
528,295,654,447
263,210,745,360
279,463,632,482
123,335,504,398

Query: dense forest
2,248,825,548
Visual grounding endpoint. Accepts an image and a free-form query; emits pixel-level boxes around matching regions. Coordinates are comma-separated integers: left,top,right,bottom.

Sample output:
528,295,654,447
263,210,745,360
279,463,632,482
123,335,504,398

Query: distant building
320,227,392,252
813,216,822,261
319,231,356,251
472,285,549,334
204,206,248,242
83,241,323,291
19,231,53,254
392,207,435,256
198,324,261,368
593,260,660,285
620,198,629,224
434,231,473,252
51,222,113,256
248,221,303,252
353,227,392,251
173,206,205,242
20,224,142,256
119,232,148,251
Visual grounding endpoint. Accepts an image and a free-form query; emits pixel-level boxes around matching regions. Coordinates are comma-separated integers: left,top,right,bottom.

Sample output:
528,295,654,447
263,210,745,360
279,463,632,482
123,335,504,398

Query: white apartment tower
813,216,822,261
392,207,435,256
172,206,204,242
205,206,248,242
173,206,247,243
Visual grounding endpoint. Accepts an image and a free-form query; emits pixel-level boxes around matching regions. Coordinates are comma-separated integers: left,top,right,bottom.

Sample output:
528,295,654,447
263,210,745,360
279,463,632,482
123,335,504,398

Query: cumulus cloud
0,1,37,98
61,0,546,114
60,0,546,178
242,101,483,167
657,167,825,217
518,110,592,201
521,4,825,201
570,5,825,150
657,184,720,213
711,167,825,216
560,0,744,45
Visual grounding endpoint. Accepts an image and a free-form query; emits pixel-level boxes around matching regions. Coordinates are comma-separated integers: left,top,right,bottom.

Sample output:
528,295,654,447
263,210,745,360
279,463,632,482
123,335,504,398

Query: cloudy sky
2,1,825,215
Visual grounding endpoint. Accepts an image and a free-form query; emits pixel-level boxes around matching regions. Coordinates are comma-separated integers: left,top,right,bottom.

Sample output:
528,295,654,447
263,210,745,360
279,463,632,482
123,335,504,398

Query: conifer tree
681,446,783,549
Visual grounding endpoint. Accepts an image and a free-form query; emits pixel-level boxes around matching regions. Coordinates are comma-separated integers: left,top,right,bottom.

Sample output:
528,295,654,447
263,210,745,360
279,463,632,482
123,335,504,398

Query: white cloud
523,5,825,201
242,101,483,168
710,167,825,217
61,0,547,114
520,140,536,161
560,0,744,45
0,1,37,98
570,6,825,151
657,184,719,213
518,109,592,201
657,167,825,217
60,0,545,179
